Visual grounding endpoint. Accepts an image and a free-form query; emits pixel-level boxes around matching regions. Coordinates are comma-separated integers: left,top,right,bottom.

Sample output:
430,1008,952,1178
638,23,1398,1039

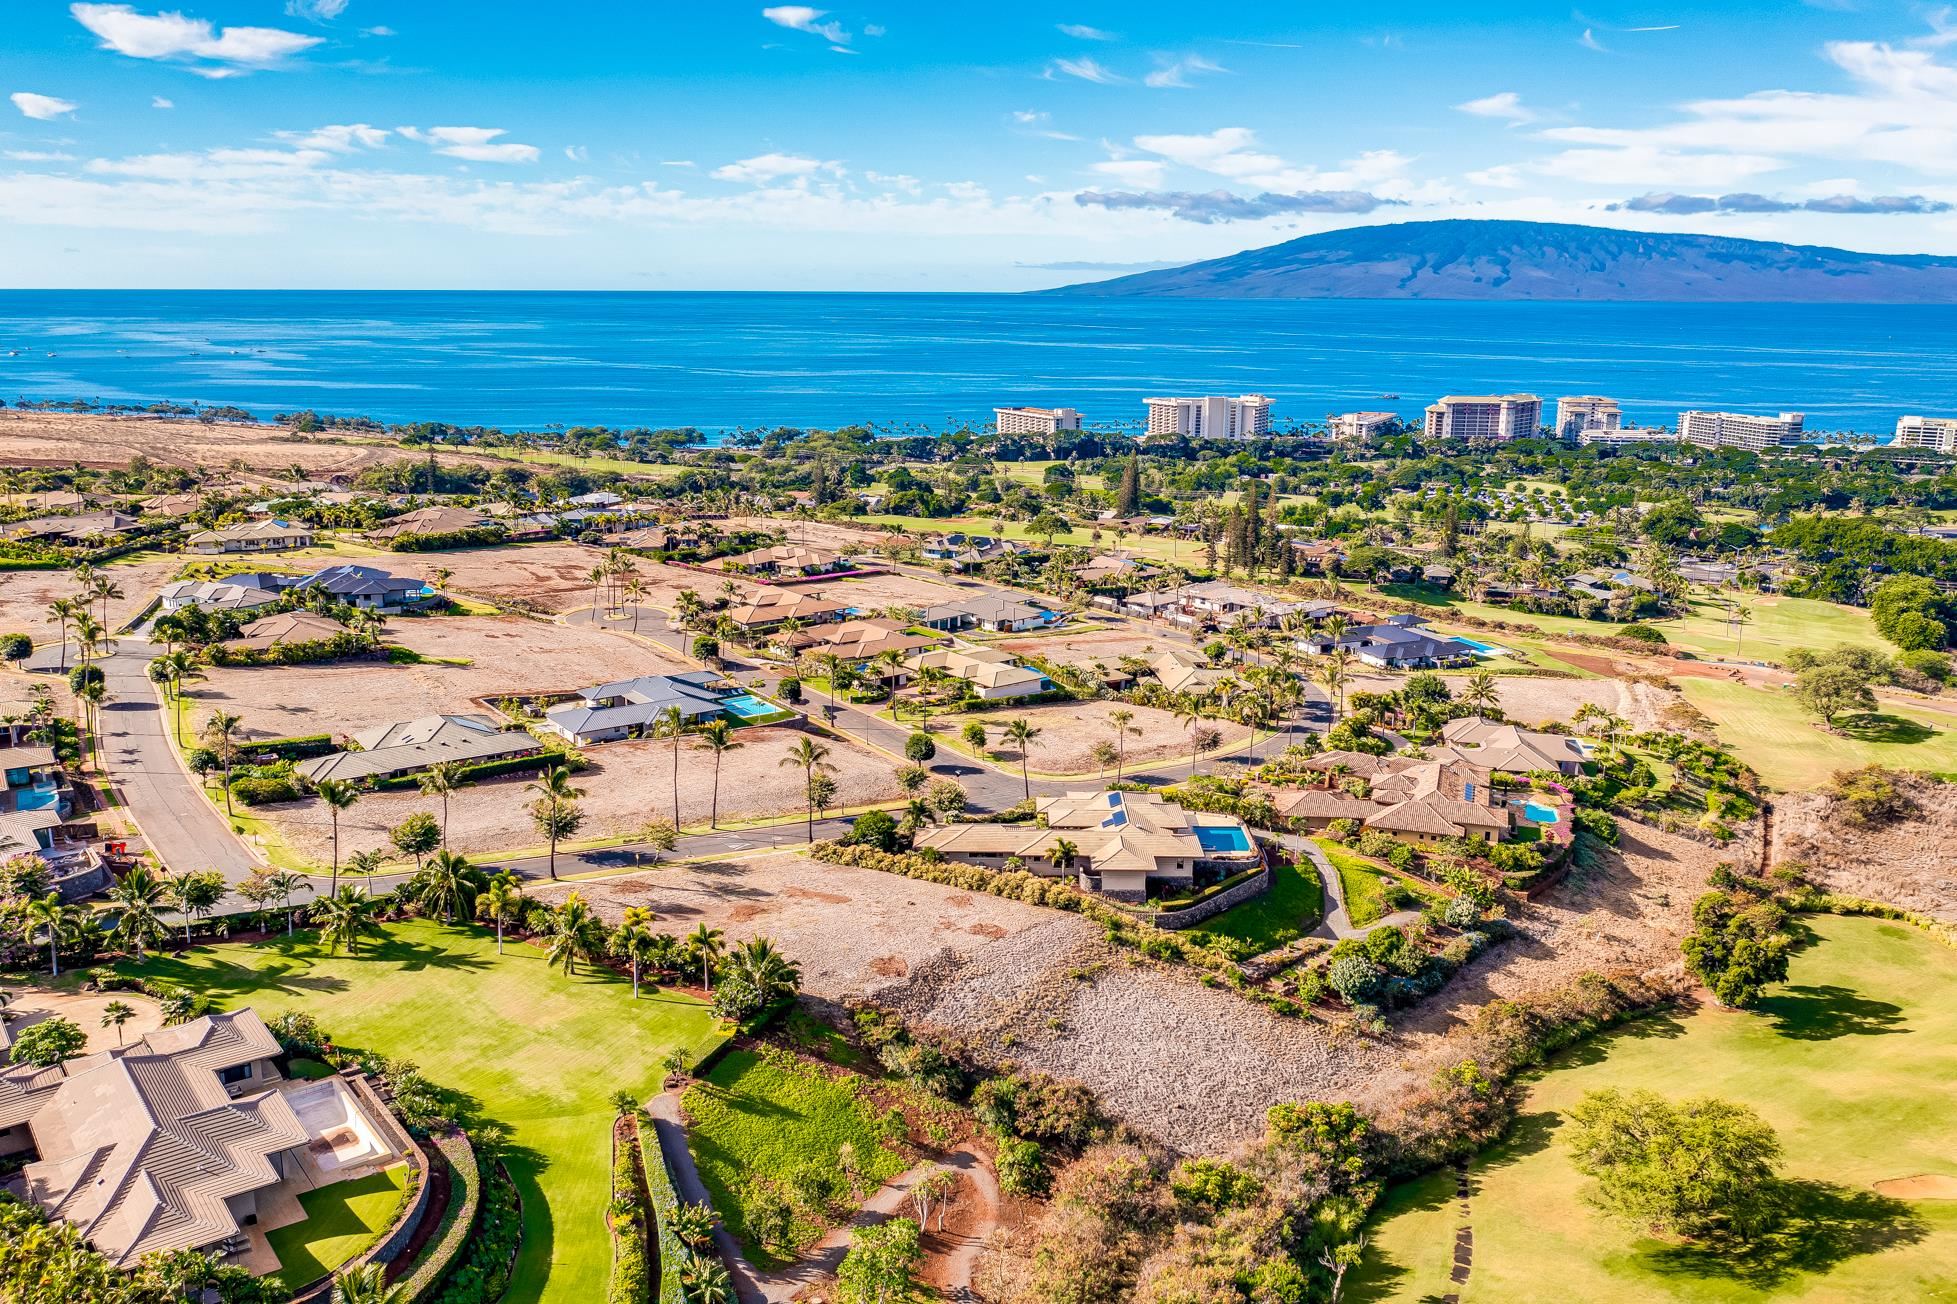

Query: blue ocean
0,291,1952,438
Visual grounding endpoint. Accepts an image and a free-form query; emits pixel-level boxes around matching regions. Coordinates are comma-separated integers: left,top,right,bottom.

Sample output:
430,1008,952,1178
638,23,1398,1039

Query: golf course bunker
1875,1175,1957,1199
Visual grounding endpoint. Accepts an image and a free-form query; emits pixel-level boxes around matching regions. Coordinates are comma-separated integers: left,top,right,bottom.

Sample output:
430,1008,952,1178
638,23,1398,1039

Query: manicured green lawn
118,919,726,1304
1316,840,1397,928
681,1046,908,1267
1351,915,1957,1301
265,1166,407,1288
1680,679,1957,791
1191,859,1324,953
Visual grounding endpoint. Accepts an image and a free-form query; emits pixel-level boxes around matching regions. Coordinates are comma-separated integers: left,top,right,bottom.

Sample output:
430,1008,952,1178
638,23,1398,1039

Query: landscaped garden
115,918,727,1304
1315,839,1438,927
264,1166,408,1287
681,1045,910,1267
1189,857,1324,953
1350,913,1957,1301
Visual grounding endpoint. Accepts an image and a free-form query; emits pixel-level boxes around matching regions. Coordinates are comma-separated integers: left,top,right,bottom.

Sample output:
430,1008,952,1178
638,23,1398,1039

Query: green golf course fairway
1352,914,1957,1301
119,919,726,1304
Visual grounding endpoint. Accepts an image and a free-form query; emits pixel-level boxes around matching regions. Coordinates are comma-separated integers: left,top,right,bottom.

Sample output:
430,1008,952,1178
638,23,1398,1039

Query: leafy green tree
1567,1088,1784,1240
1870,574,1951,651
904,731,937,764
389,811,442,871
1682,887,1793,1009
1795,661,1877,727
848,809,899,851
11,1016,86,1067
837,1217,921,1304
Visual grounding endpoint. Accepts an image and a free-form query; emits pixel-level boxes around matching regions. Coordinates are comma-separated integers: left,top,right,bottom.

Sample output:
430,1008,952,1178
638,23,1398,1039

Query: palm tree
477,873,524,954
614,905,658,998
108,865,168,960
74,676,106,772
1049,838,1079,879
418,761,466,847
527,765,583,880
155,649,203,745
779,736,833,843
1731,603,1754,656
1002,718,1040,800
165,869,225,946
417,849,481,924
1316,650,1353,723
345,848,386,892
266,869,307,937
313,885,384,956
26,891,69,976
203,710,243,814
721,936,803,1009
1461,669,1500,720
546,892,599,975
687,923,725,994
693,720,743,830
332,1262,404,1304
1106,708,1138,780
100,1000,136,1045
47,597,75,673
308,778,361,894
653,705,687,829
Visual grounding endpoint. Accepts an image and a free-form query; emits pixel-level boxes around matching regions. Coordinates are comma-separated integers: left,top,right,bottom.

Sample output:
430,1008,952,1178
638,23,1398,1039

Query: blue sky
3,1,1957,288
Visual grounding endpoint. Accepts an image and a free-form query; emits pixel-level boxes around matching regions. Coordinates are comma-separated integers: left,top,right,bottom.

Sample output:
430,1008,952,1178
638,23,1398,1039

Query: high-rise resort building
994,405,1082,435
1144,395,1273,439
1556,395,1621,439
1678,410,1805,453
1422,394,1543,441
1328,411,1399,442
1896,415,1957,454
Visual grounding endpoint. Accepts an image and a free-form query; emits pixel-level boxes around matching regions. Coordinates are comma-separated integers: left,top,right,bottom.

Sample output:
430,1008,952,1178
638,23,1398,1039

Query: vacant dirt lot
292,543,702,616
721,516,907,553
1774,778,1957,923
189,615,686,742
4,989,165,1053
812,571,962,610
1345,670,1675,733
954,698,1251,775
0,556,182,642
998,628,1193,670
529,850,1065,1003
261,724,902,862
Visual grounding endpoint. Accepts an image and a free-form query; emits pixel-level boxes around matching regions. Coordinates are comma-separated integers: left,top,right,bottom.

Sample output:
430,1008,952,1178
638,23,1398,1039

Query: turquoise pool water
14,787,58,811
720,694,779,720
1193,825,1252,853
1522,801,1560,824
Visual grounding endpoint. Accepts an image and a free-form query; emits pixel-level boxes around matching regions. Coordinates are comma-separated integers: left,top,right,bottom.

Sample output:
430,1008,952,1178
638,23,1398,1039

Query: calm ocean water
0,291,1952,437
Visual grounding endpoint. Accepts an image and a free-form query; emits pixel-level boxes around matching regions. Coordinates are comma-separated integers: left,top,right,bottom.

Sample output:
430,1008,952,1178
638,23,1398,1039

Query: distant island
1039,219,1957,302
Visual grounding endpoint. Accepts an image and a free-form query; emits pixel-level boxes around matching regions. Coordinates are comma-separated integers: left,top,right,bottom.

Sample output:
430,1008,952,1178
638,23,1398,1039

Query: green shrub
995,1138,1049,1197
229,775,300,806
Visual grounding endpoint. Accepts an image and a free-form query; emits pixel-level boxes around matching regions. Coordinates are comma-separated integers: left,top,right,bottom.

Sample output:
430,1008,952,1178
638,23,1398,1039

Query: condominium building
994,405,1082,435
1678,410,1805,453
1144,394,1272,440
1327,411,1398,441
1556,395,1621,439
1577,425,1677,448
1896,415,1957,454
1422,394,1544,441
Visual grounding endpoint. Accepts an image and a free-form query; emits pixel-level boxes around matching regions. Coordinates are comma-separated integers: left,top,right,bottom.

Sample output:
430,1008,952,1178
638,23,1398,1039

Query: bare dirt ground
528,850,1063,1003
0,557,183,642
1345,670,1675,733
808,572,962,610
189,615,685,742
721,516,908,552
998,628,1192,670
297,543,706,616
952,698,1252,775
1774,778,1957,923
261,727,902,862
3,989,164,1053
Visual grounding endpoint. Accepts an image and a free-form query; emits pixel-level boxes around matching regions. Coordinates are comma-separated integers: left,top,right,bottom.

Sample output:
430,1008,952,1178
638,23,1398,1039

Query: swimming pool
1522,801,1560,824
720,694,780,720
1193,825,1253,853
1456,636,1514,656
14,786,59,811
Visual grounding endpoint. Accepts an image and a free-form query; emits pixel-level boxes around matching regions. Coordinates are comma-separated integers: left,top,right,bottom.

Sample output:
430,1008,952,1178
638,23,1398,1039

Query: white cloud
565,145,588,162
71,4,321,74
11,92,78,120
362,25,394,37
1057,23,1114,40
863,23,885,37
1091,158,1167,187
5,150,78,162
285,0,348,19
1580,28,1607,52
1465,164,1525,188
1010,109,1078,141
662,160,697,168
712,152,836,183
1049,57,1123,84
1535,145,1784,187
762,6,849,45
1456,91,1534,123
1144,54,1226,89
866,170,921,193
277,123,388,152
398,126,539,164
151,95,173,108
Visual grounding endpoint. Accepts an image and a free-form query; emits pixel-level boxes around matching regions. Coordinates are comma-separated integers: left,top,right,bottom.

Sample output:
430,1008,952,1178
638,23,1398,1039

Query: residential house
913,789,1259,901
218,612,348,655
915,594,1057,634
1435,719,1588,775
0,745,68,822
141,492,205,519
297,713,541,784
725,588,848,634
920,533,1023,571
1677,558,1739,587
718,544,850,577
1074,555,1160,590
779,618,941,664
157,575,288,614
4,512,140,544
904,646,1050,700
1150,650,1234,697
287,564,429,610
1300,617,1476,669
1272,755,1514,846
541,671,736,745
1289,540,1346,574
364,505,492,544
186,519,314,555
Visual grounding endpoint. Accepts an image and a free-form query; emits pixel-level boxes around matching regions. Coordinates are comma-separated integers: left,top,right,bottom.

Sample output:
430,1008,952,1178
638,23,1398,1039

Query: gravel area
953,698,1251,775
0,558,181,642
1344,670,1673,733
1775,779,1957,923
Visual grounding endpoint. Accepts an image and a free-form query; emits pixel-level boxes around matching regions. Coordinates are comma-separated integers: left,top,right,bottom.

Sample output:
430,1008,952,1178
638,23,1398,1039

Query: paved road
98,638,265,885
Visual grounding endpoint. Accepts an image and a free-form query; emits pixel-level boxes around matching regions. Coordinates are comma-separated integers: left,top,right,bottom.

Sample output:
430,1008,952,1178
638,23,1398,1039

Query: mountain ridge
1037,220,1957,302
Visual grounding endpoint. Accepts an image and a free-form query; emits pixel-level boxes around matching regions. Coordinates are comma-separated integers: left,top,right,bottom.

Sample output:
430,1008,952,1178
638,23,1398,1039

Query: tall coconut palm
1002,717,1040,801
74,677,106,771
266,869,307,937
1460,669,1500,720
203,710,243,814
155,649,203,745
1106,708,1139,780
418,761,466,847
527,765,583,880
312,778,361,895
417,849,481,924
722,936,803,1008
1316,650,1353,723
26,891,69,976
686,923,725,994
107,865,168,960
614,905,658,998
652,705,687,829
546,892,599,975
779,736,833,843
477,873,524,953
165,868,225,947
693,720,743,830
313,885,383,956
47,597,76,673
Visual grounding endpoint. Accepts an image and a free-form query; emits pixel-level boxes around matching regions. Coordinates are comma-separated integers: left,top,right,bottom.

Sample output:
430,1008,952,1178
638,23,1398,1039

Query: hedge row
636,1118,687,1304
398,1131,480,1303
251,733,338,760
386,527,510,552
371,748,572,791
609,1118,651,1304
425,1151,523,1304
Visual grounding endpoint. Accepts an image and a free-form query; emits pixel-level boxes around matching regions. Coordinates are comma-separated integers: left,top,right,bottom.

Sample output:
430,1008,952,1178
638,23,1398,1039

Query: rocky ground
1774,776,1957,923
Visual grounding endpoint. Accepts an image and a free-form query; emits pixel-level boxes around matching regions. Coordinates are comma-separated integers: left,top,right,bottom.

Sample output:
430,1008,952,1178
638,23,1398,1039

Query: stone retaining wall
1148,865,1273,929
287,1072,436,1304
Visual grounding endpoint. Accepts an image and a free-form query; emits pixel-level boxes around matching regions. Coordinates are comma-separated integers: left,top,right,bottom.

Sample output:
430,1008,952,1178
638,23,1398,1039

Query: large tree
1567,1088,1784,1240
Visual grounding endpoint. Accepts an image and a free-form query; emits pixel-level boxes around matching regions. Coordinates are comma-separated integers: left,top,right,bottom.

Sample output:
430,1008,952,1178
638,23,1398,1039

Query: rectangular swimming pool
720,694,780,720
1193,825,1252,853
